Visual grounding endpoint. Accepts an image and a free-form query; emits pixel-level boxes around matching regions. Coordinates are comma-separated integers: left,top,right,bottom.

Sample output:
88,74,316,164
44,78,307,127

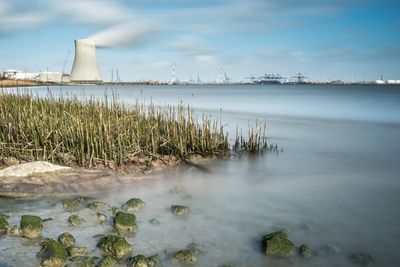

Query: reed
0,90,267,168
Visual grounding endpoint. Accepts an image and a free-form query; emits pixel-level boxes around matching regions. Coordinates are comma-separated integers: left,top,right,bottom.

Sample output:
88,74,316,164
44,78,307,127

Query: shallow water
1,85,400,266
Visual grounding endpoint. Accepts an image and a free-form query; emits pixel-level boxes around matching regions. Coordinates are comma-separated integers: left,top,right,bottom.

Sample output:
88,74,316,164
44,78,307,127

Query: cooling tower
70,39,102,82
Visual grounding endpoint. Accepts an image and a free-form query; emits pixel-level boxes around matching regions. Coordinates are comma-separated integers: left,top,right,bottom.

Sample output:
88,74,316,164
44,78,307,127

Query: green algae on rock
58,232,76,248
350,252,374,266
171,205,189,216
97,235,132,260
172,250,197,265
0,216,8,235
114,211,138,233
63,197,89,212
96,256,118,267
122,198,146,212
68,256,98,267
37,238,68,267
68,246,89,257
68,215,84,227
20,215,43,239
87,201,108,211
299,244,312,257
127,255,151,267
261,231,295,257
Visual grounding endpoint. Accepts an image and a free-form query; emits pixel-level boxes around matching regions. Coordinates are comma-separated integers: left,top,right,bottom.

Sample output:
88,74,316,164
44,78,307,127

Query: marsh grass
0,90,267,169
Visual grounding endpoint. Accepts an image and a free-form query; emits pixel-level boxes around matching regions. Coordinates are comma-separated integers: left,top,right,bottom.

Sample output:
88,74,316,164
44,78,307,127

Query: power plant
70,39,102,83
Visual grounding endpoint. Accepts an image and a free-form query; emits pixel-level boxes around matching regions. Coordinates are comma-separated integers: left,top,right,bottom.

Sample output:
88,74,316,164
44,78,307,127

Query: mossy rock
114,211,138,233
37,238,68,267
63,197,89,212
58,232,76,248
87,202,108,211
68,256,98,267
299,244,311,257
7,225,22,236
262,231,294,257
122,198,146,212
172,250,197,265
69,215,84,226
350,253,374,266
111,207,120,216
0,213,9,219
187,242,207,255
20,215,43,239
97,235,132,260
171,205,189,216
128,255,150,267
147,254,160,267
96,256,118,267
0,216,9,235
68,246,89,257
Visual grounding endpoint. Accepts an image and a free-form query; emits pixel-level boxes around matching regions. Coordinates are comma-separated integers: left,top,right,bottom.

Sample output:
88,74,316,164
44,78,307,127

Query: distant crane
291,73,308,84
61,50,70,83
245,74,257,83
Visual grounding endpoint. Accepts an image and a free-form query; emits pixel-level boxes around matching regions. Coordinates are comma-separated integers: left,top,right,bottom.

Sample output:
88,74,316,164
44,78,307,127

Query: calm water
1,84,400,266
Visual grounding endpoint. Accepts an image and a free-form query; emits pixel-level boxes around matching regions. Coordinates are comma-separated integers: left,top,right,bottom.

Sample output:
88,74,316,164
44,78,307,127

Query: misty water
1,85,400,266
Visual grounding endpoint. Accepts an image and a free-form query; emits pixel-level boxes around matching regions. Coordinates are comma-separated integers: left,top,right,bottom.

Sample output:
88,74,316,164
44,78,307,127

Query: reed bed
0,91,267,169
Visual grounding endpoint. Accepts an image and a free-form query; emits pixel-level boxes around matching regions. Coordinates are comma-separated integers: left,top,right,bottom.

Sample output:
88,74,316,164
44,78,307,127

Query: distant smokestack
70,39,102,82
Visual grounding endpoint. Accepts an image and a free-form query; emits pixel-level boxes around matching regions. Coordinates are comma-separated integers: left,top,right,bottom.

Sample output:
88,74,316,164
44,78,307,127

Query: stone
63,197,89,212
171,205,189,216
114,211,138,233
96,256,118,267
122,198,146,212
20,215,43,239
87,202,108,211
7,225,22,236
169,186,187,194
111,207,120,216
97,235,132,260
0,216,9,235
127,255,150,267
172,250,197,265
0,161,70,178
149,218,160,226
58,232,76,248
147,254,160,267
68,246,89,257
262,231,295,257
350,253,374,266
68,256,98,267
69,215,84,226
97,213,107,223
187,242,207,255
299,244,311,257
37,238,68,267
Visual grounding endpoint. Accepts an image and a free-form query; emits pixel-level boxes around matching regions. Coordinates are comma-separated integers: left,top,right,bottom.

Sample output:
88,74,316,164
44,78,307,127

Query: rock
114,211,138,233
58,232,76,248
37,238,68,267
261,231,295,257
7,225,22,236
20,215,43,239
111,207,120,216
0,161,70,178
147,254,160,267
63,197,89,212
172,250,197,265
68,246,89,257
0,213,10,219
149,219,160,225
350,253,374,266
68,256,98,267
97,234,132,260
187,242,207,255
69,215,84,226
299,244,311,257
318,245,341,254
96,256,118,267
122,198,146,212
169,186,186,194
127,255,150,267
97,213,107,223
87,202,108,211
0,216,9,235
171,205,189,216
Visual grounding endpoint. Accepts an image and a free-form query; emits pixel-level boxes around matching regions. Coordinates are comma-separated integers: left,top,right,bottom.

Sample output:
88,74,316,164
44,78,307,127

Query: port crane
291,73,308,84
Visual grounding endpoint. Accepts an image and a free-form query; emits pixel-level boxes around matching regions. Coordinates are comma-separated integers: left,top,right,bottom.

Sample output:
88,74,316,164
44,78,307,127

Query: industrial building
70,39,102,83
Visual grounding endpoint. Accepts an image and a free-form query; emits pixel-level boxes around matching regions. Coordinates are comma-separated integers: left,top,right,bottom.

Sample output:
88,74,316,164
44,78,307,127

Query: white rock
0,161,70,178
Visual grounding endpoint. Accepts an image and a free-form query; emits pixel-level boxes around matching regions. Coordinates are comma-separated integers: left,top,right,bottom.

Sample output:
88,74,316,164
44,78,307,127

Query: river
1,84,400,266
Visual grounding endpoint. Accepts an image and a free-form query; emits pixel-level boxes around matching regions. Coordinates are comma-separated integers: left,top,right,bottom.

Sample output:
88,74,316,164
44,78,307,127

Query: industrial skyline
0,0,399,82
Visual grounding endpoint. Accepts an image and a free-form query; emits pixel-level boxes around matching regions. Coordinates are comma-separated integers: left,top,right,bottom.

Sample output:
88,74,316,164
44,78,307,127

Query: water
1,84,400,266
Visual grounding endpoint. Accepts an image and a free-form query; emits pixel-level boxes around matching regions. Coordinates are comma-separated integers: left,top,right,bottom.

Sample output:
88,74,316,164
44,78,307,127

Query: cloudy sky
0,0,399,82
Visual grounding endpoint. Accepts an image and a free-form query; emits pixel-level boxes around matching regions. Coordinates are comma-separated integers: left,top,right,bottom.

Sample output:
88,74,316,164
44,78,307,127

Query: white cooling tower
70,39,102,82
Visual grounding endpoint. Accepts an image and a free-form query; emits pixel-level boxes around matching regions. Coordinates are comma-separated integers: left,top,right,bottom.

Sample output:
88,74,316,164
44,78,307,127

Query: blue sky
0,0,399,82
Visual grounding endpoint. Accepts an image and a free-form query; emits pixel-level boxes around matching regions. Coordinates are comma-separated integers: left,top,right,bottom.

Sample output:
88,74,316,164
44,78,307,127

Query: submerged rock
149,218,160,226
114,211,138,233
122,198,146,212
127,255,150,267
350,253,374,266
262,231,295,257
87,201,108,211
0,216,9,235
299,244,312,257
169,186,187,194
20,215,43,239
68,246,89,257
171,205,189,216
63,197,89,212
68,256,98,267
173,250,197,265
58,232,76,248
37,238,68,267
69,215,84,226
96,256,118,267
7,225,22,236
187,242,207,255
97,234,132,260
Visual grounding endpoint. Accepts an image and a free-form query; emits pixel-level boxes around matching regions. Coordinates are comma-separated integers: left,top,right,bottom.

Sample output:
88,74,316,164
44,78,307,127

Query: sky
0,0,399,82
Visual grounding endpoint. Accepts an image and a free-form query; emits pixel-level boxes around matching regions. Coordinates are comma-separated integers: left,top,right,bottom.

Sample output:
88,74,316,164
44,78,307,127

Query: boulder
20,215,43,239
58,232,76,248
122,198,146,212
96,256,118,267
0,161,70,178
0,216,9,235
350,253,374,266
171,205,189,216
299,244,311,257
147,254,160,267
37,238,68,267
127,255,150,267
69,215,84,226
63,197,89,212
261,231,295,257
87,202,108,211
97,235,132,260
68,256,98,267
114,212,138,233
172,250,197,265
68,246,89,257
